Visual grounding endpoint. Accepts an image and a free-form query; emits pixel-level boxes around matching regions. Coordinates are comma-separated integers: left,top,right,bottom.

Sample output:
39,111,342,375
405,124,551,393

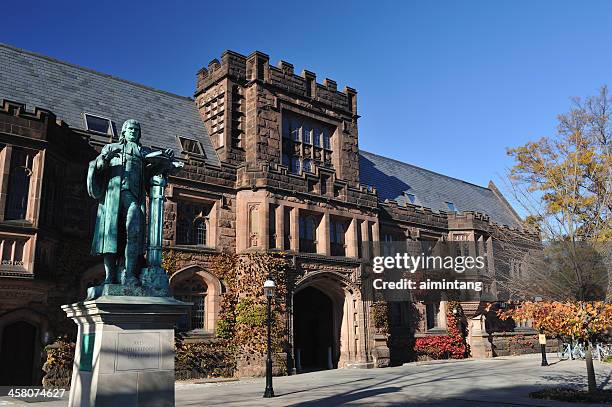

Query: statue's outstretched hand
163,148,174,158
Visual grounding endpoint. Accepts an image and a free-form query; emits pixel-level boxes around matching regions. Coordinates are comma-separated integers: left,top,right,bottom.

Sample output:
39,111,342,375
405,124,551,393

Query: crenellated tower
194,50,361,188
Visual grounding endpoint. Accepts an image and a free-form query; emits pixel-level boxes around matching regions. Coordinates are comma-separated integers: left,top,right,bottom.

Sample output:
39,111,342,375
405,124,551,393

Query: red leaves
414,302,469,359
414,335,467,359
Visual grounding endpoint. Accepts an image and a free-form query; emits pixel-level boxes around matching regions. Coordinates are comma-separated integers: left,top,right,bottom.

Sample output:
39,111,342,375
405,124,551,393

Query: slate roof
359,150,521,227
0,43,220,167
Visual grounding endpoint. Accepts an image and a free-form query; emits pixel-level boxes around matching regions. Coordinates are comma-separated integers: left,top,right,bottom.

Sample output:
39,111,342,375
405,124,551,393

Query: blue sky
3,1,612,192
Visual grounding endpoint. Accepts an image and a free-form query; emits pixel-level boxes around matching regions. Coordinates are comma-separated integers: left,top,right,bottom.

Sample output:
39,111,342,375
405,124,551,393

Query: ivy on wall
210,252,290,356
371,301,389,335
414,301,470,360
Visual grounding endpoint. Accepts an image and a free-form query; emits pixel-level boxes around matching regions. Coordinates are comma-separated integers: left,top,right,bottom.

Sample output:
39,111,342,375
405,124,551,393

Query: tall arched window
5,148,33,220
176,201,210,246
299,215,317,253
173,277,207,331
330,219,346,256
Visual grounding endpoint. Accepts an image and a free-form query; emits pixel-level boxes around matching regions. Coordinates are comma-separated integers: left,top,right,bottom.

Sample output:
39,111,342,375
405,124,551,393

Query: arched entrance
0,321,37,385
292,271,367,372
294,286,335,371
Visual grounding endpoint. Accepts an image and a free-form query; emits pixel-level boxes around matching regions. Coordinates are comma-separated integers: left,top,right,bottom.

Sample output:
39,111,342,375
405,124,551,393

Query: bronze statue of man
87,119,172,286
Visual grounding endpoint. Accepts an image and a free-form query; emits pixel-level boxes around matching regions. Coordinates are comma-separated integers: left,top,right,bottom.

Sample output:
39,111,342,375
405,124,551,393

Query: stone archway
292,271,367,371
0,308,49,385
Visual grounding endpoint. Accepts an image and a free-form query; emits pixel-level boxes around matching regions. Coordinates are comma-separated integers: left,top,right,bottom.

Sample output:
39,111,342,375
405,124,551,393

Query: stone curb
177,377,240,384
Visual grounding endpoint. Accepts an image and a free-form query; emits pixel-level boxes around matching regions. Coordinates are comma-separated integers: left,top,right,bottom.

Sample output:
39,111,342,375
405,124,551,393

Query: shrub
371,301,389,335
414,335,467,359
413,301,469,360
42,337,74,388
175,339,236,379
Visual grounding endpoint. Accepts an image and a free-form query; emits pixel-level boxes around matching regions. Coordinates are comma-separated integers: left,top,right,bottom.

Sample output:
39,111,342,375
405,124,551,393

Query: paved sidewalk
2,354,611,406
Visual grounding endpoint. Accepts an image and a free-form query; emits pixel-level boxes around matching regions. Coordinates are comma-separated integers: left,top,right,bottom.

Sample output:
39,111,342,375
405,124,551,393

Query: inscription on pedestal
116,332,160,371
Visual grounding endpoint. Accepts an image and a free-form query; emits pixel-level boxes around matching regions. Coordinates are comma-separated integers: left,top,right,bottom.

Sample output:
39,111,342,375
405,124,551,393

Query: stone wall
490,331,558,357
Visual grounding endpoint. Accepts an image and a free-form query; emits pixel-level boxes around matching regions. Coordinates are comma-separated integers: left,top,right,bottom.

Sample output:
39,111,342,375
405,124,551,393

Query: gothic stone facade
0,45,540,384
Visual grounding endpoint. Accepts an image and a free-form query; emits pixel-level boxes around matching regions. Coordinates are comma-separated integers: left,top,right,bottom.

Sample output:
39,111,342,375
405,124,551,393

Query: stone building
0,44,539,384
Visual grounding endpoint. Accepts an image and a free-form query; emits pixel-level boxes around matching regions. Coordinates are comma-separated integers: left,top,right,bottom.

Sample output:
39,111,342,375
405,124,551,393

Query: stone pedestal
62,296,189,407
371,333,390,368
467,314,493,359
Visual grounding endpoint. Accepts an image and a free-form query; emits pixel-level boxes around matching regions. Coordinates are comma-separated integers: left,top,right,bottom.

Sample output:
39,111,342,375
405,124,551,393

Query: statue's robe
87,142,150,256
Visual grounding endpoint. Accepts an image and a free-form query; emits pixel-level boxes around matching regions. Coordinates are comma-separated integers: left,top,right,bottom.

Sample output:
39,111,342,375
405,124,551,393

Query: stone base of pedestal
62,296,189,407
372,333,390,368
87,281,169,300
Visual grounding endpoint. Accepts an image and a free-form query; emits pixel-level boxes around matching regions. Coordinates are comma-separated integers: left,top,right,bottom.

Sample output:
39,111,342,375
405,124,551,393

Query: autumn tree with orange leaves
501,301,612,393
498,87,612,394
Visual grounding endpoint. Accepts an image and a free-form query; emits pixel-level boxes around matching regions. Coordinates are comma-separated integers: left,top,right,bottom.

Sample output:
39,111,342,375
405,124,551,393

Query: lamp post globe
263,276,276,398
264,278,276,298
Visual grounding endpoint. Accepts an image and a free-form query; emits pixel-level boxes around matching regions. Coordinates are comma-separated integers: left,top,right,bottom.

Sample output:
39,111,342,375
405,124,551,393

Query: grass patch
603,355,612,363
531,388,612,403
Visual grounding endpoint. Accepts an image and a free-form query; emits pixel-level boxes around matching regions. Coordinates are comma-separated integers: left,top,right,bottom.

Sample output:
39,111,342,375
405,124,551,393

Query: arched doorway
0,321,37,385
292,271,367,372
294,286,335,371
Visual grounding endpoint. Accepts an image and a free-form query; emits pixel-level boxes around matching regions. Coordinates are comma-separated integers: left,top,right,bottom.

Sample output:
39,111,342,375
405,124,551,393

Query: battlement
196,50,357,114
0,99,68,140
381,198,539,240
1,99,58,123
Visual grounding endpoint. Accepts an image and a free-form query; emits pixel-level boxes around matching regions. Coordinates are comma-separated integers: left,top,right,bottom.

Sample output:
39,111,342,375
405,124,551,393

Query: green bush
235,298,267,328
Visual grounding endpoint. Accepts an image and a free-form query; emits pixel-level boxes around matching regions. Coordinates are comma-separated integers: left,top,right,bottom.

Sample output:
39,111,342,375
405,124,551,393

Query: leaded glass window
174,277,208,331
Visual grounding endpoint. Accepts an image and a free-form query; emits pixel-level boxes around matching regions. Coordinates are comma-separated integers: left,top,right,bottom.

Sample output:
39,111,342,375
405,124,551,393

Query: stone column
290,207,299,251
360,220,370,259
275,205,284,250
317,212,330,256
26,150,45,226
371,221,381,257
63,297,189,407
346,218,359,258
438,300,448,331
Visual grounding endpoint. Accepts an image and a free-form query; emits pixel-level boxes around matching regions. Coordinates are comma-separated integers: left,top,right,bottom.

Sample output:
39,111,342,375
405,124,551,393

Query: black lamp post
539,327,548,366
263,276,276,398
534,297,548,366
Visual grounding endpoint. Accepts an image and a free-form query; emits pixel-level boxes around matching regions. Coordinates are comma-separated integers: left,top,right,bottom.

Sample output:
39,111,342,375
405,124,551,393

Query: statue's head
120,119,141,143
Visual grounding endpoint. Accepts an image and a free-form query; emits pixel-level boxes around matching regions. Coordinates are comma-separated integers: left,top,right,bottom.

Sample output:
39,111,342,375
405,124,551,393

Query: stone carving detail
248,203,259,248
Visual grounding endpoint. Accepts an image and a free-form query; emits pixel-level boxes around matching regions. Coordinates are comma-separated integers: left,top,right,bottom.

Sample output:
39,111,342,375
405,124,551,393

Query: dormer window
446,202,457,212
178,136,205,156
405,193,417,204
84,113,114,136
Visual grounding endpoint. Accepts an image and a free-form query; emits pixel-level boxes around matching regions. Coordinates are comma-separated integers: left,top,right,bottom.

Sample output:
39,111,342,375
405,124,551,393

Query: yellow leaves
507,91,611,241
502,301,612,341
